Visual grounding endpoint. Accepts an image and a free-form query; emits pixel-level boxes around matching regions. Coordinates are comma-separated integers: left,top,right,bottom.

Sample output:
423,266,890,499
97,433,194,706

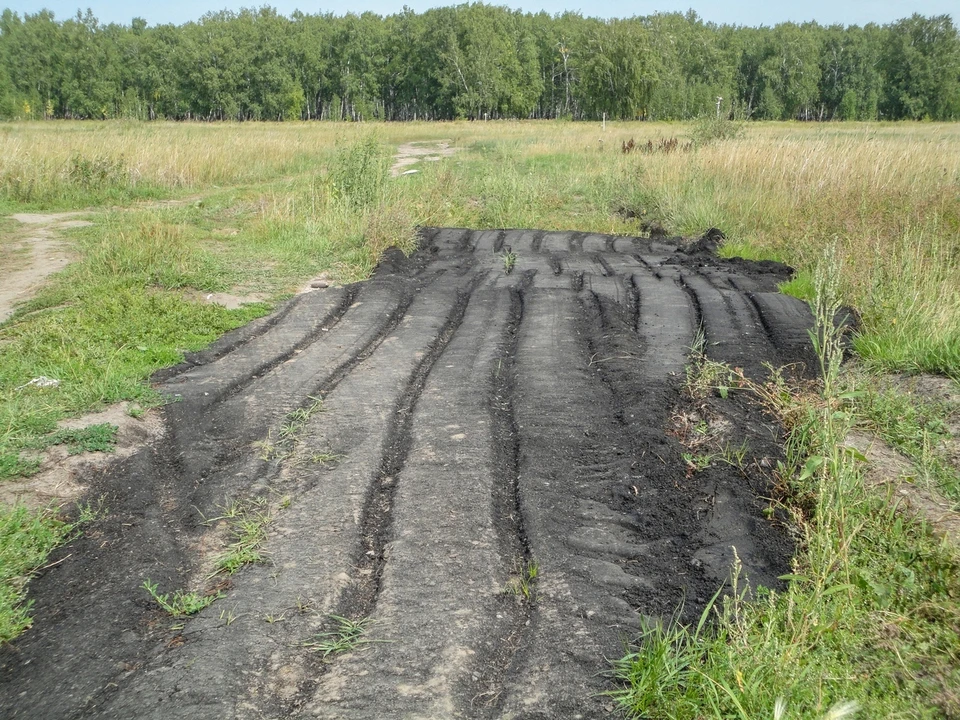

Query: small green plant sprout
684,332,738,400
304,615,377,660
308,451,339,465
142,580,221,617
501,247,517,274
719,441,750,472
257,397,325,462
682,451,714,475
75,495,108,524
504,560,539,599
253,431,278,461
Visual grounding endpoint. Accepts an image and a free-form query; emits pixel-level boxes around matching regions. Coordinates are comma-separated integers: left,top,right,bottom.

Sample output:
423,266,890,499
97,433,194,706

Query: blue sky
4,0,956,27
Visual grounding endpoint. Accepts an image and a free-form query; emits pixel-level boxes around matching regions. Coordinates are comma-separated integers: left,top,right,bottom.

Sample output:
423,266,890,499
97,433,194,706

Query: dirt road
1,228,816,719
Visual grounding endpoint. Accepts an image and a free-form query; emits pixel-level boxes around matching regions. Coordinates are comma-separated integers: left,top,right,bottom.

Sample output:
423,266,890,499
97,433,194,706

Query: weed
718,440,749,472
689,115,745,147
204,498,272,577
330,134,389,209
681,451,713,474
846,371,960,502
501,249,518,274
304,614,377,660
142,579,221,617
614,256,960,717
255,397,325,462
684,332,736,400
38,423,118,455
504,560,539,599
307,451,339,465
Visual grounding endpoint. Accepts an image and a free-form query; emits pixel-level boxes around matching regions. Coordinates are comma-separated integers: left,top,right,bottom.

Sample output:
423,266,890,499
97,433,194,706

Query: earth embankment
0,228,817,719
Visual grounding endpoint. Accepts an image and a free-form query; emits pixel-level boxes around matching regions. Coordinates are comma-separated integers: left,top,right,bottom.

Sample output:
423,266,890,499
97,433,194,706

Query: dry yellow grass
1,119,957,373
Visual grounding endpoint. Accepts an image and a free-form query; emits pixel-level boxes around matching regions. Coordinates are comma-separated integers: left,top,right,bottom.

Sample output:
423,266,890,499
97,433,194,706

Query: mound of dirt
1,228,817,719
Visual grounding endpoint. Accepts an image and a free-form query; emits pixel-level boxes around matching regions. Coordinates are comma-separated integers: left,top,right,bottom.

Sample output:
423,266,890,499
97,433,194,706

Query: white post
716,96,723,119
602,112,606,131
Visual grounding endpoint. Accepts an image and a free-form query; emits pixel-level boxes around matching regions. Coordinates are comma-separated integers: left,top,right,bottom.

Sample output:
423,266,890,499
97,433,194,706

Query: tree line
1,4,958,122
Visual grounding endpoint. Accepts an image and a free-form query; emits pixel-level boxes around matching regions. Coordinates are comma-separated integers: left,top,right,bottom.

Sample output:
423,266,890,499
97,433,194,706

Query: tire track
341,272,488,617
85,275,485,720
2,228,816,720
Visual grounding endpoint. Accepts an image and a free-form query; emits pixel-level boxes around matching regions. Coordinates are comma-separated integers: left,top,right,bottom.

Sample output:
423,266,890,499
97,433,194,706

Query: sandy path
391,140,457,176
0,213,91,323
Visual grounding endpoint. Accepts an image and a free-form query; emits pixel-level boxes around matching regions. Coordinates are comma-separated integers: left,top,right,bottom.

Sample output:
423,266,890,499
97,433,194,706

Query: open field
1,120,959,718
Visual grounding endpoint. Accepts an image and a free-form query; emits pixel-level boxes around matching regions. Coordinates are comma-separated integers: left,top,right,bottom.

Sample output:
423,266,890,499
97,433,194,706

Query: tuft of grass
35,423,118,455
204,498,272,577
142,579,221,617
847,371,960,503
503,559,539,600
304,614,378,660
501,249,517,274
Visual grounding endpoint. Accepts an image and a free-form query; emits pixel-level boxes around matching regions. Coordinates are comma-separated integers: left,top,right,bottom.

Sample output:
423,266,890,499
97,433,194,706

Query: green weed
36,423,118,455
504,560,539,600
204,498,272,577
501,249,518,274
304,614,377,660
142,579,221,617
847,373,960,502
613,252,960,717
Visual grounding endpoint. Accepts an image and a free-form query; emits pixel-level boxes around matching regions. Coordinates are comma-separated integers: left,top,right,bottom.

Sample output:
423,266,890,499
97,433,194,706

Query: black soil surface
1,229,818,719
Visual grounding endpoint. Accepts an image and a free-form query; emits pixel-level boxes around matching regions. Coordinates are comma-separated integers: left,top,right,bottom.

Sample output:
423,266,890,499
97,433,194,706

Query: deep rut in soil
1,229,817,719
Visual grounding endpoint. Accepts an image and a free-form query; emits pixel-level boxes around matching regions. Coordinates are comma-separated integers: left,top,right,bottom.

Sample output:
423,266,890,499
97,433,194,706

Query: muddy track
1,229,817,719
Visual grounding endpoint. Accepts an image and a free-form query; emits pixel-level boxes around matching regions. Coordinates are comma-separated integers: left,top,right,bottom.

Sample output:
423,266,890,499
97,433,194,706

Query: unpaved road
0,213,91,323
1,229,816,719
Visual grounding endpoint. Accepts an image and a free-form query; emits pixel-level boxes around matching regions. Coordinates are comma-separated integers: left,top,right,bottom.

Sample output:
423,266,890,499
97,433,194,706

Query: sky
3,0,956,28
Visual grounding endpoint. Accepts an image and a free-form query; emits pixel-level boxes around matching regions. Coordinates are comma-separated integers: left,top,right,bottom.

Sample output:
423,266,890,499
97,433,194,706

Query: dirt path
0,213,91,323
391,140,457,176
0,229,817,719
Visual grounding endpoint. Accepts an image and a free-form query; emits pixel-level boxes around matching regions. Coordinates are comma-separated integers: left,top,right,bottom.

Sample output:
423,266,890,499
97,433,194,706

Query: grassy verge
611,254,960,718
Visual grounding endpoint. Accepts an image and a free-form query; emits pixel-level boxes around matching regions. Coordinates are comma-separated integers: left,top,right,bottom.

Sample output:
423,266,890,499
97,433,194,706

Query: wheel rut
1,230,816,720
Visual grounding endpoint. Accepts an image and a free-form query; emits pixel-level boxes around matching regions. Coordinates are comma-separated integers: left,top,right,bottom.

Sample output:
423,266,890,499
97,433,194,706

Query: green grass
1,120,957,673
32,423,118,455
142,579,221,618
0,505,77,643
204,498,272,577
848,372,960,504
304,615,378,660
